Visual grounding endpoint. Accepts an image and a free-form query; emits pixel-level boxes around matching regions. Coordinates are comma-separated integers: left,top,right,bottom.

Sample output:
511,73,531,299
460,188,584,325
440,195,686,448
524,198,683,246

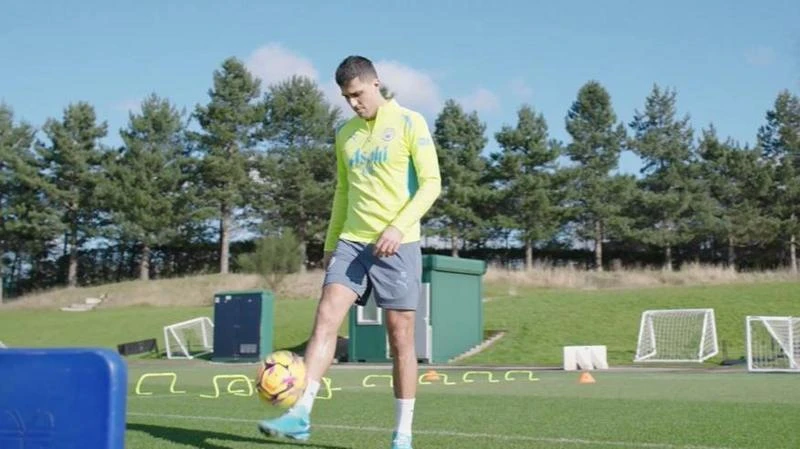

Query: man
259,55,442,449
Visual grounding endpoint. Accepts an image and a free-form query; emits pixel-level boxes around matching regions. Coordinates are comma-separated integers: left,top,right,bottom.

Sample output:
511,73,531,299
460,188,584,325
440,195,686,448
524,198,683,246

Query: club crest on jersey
382,127,395,142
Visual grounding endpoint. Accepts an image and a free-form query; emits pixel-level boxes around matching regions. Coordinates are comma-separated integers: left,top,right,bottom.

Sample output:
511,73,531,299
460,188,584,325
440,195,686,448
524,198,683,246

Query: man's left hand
374,225,403,257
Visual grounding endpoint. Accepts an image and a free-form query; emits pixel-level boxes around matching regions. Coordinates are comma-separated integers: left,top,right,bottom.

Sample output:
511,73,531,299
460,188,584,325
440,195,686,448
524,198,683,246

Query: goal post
634,308,719,363
746,316,799,372
163,317,214,359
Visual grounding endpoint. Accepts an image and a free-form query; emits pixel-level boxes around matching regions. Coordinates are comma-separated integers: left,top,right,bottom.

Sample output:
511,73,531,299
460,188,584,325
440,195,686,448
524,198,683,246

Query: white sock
394,398,415,436
293,379,320,414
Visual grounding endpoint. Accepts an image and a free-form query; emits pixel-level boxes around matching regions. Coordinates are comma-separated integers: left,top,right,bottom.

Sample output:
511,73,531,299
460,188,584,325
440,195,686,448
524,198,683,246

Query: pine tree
430,100,489,256
494,104,562,269
257,75,340,267
105,94,191,280
757,90,800,272
192,57,264,274
628,85,699,270
564,81,631,271
0,104,60,299
697,126,776,268
37,102,108,287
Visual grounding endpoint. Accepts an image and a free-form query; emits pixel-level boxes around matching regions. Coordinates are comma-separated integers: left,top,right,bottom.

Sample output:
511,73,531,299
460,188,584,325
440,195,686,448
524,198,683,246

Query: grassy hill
475,281,800,365
2,270,798,366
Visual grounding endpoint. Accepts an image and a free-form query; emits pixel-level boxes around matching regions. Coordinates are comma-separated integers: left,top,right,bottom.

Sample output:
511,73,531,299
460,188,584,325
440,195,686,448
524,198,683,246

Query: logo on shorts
382,127,395,142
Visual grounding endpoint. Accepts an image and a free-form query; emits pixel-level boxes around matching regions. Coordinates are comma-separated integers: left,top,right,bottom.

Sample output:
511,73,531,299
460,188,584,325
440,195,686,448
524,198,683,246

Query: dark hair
335,55,378,86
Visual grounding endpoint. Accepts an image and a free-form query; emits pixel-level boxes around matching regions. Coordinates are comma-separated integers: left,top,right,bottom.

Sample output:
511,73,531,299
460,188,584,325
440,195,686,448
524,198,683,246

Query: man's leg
260,241,365,441
259,283,357,440
297,282,358,407
366,240,422,448
386,309,417,449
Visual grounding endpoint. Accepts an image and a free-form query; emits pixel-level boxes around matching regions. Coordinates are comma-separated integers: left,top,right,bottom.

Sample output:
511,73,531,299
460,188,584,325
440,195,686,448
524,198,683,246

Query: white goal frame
746,316,799,373
163,317,214,359
634,308,719,363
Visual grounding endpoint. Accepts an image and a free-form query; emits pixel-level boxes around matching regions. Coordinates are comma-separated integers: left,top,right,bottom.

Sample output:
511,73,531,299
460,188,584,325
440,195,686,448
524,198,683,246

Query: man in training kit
258,55,442,449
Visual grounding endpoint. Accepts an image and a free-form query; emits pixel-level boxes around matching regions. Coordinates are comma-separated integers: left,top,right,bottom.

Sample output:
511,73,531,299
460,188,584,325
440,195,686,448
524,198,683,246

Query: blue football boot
258,407,311,441
391,432,413,449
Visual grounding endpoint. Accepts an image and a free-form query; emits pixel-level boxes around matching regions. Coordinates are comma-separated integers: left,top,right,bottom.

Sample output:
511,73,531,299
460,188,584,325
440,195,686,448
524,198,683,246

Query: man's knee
386,310,415,352
315,283,358,331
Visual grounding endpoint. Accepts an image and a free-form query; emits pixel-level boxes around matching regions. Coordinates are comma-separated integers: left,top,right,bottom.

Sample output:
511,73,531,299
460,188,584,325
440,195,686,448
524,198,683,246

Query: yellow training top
324,99,441,252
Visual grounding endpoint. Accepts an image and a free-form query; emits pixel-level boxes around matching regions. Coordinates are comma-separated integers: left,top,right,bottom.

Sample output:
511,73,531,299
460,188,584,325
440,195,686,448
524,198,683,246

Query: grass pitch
126,362,799,449
3,280,799,448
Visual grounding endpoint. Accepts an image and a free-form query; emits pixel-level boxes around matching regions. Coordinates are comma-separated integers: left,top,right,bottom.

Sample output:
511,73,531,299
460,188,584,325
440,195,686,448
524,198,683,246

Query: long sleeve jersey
323,99,441,252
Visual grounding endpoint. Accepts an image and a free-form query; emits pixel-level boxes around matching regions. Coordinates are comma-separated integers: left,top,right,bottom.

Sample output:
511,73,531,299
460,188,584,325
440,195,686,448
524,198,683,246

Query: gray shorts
323,239,421,310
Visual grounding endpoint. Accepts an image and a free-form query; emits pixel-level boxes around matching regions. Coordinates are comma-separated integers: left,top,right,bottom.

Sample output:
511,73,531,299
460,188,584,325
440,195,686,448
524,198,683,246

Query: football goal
746,316,799,372
163,317,214,359
634,308,718,362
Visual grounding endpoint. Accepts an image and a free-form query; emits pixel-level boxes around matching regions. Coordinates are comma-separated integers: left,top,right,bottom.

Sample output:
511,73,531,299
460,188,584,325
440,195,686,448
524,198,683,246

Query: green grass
125,362,800,449
0,302,323,356
475,281,800,365
2,281,798,366
3,281,800,448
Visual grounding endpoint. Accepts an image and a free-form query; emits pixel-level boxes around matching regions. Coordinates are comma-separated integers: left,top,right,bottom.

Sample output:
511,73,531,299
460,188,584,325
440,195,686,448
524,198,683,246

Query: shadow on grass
127,423,350,449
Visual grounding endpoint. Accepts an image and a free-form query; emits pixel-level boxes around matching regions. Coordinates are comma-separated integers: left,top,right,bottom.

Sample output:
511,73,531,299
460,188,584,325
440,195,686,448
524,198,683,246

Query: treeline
1,56,799,298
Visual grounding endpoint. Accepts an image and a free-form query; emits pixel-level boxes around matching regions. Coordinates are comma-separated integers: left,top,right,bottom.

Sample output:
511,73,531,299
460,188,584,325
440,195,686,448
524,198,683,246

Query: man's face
340,76,382,119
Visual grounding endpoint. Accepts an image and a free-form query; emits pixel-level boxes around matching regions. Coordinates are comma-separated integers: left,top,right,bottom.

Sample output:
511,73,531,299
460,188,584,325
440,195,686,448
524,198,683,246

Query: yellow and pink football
255,350,307,408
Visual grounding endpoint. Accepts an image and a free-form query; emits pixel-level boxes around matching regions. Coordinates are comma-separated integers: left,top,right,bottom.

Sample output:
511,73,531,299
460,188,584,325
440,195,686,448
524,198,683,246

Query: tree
105,94,191,280
564,81,630,271
0,104,60,299
37,102,108,287
257,75,340,266
236,229,303,291
757,90,800,272
430,100,489,256
628,85,699,270
494,104,562,269
193,57,264,274
697,126,776,268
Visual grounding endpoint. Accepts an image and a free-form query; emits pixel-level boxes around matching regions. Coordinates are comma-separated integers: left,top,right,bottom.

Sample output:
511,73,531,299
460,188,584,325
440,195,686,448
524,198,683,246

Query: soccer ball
255,350,307,408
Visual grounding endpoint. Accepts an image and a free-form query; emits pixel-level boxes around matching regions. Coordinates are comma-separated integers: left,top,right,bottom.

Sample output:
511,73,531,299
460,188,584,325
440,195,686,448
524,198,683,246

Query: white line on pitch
127,411,739,449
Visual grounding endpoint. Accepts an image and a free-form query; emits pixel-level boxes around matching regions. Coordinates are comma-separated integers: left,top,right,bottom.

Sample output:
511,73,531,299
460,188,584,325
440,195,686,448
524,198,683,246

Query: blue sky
1,1,798,175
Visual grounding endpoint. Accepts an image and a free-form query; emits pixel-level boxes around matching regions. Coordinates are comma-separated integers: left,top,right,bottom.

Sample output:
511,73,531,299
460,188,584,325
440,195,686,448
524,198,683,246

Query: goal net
163,317,214,359
634,308,718,362
746,316,799,372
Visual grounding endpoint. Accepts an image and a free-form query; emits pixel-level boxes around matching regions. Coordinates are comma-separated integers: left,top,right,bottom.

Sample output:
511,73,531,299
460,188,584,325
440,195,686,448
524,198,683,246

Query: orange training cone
578,371,596,384
423,370,440,381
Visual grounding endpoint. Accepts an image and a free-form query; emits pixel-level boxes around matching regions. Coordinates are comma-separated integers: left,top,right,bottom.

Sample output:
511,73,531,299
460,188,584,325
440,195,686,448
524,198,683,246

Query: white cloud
244,43,506,119
510,77,533,99
243,44,444,115
745,46,776,66
321,80,346,110
114,98,141,114
458,88,500,114
374,60,443,115
245,43,318,87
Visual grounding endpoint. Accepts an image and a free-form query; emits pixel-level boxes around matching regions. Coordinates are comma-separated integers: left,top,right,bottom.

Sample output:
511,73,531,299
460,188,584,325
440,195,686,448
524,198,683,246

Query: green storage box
212,290,274,362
